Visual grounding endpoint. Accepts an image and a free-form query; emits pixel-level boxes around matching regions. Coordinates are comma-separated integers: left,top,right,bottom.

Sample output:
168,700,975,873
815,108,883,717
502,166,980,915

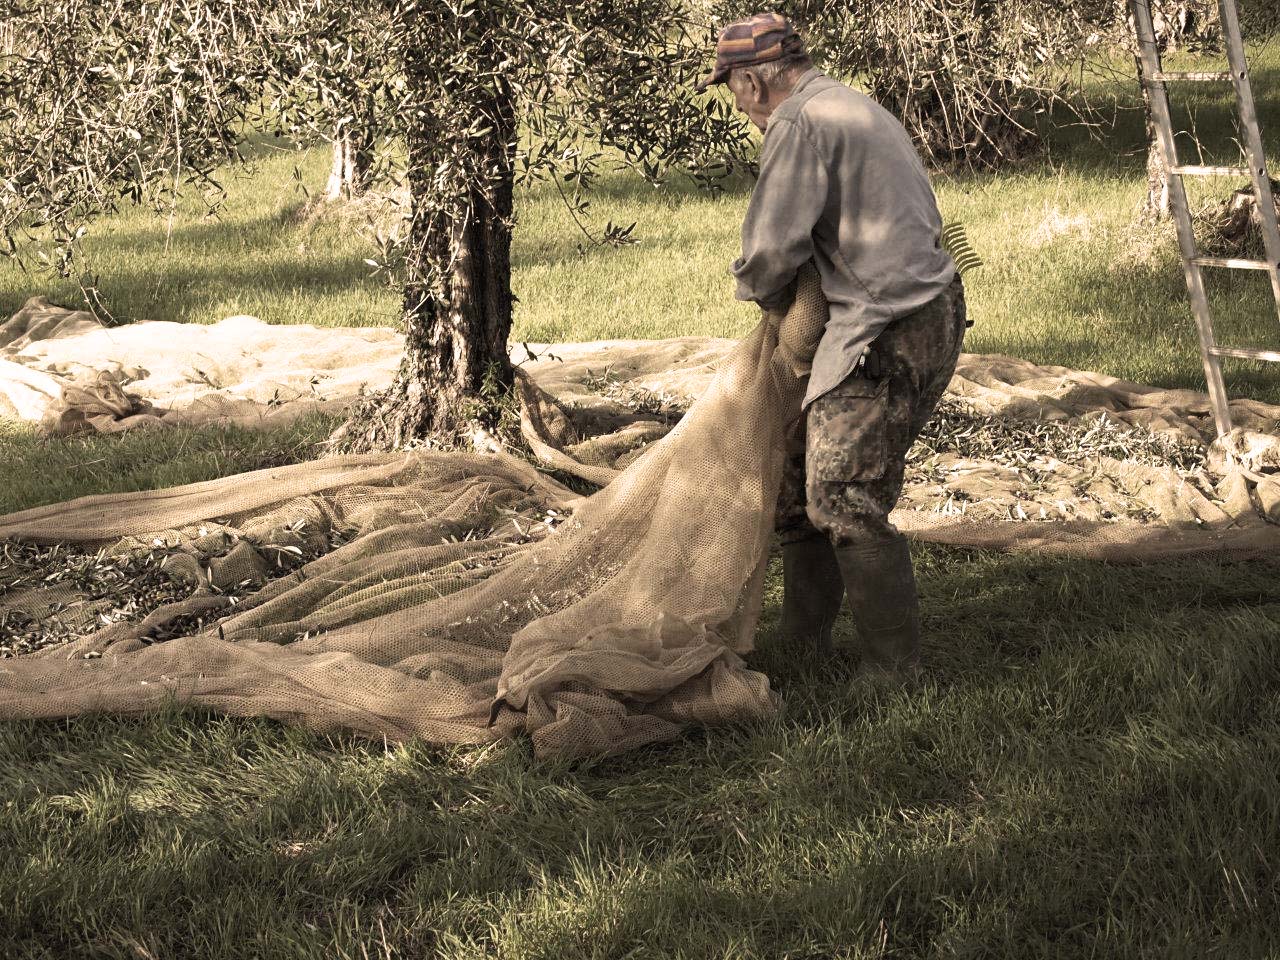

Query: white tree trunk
1144,119,1173,223
323,130,371,202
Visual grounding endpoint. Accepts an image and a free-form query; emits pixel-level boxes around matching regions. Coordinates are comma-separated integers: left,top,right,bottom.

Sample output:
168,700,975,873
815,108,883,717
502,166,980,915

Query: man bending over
698,13,968,680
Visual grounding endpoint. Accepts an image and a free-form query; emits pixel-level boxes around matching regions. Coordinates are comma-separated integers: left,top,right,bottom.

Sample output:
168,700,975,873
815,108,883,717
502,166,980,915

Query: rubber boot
779,535,845,654
833,535,922,681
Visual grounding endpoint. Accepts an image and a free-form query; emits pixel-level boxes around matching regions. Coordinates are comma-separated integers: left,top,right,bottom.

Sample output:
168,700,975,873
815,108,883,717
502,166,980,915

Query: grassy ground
5,544,1280,958
0,414,343,518
3,50,1280,960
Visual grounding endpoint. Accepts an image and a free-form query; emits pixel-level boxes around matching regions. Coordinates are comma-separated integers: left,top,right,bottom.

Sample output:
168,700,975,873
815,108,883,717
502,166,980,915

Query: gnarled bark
342,89,517,451
1138,68,1173,223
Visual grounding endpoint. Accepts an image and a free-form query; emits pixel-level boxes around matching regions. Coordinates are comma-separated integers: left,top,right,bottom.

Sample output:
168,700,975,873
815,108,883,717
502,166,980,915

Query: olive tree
1123,0,1221,222
1105,0,1278,222
0,1,264,284
261,2,392,202
709,0,1102,168
328,2,748,447
1,0,749,447
1122,0,1276,223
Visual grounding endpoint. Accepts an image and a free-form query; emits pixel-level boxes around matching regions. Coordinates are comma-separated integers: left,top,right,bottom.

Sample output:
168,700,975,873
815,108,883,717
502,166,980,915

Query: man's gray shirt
731,69,956,408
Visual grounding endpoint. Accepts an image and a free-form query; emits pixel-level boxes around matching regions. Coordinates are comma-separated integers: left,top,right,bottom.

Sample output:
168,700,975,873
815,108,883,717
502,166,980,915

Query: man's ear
743,69,767,104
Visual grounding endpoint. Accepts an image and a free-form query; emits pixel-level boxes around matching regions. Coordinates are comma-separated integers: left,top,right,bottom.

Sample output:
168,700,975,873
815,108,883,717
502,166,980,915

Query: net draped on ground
0,271,832,757
2,269,1280,756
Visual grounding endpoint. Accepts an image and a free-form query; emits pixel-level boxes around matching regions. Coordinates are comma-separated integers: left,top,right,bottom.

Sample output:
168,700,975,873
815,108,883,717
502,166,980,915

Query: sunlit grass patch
0,412,339,515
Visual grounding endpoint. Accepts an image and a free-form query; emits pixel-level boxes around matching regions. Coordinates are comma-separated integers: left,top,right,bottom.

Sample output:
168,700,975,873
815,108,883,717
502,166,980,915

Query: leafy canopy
0,1,751,303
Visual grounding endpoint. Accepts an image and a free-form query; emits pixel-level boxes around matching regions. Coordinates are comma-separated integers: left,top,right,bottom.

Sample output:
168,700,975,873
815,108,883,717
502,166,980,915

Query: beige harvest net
2,268,1279,758
0,270,834,757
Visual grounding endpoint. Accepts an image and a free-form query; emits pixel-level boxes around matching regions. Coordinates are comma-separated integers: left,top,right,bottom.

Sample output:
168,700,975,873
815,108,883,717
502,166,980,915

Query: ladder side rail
1131,0,1234,436
1218,0,1280,316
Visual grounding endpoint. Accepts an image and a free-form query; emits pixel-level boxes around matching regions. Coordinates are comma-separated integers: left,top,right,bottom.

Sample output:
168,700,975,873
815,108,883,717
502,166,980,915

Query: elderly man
699,13,968,679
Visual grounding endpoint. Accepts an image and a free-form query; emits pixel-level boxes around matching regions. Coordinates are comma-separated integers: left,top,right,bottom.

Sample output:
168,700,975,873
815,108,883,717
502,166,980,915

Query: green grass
4,547,1280,958
0,413,342,517
4,50,1280,960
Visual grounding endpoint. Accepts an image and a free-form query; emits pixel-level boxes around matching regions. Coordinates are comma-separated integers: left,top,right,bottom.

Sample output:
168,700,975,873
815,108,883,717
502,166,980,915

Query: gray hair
730,54,812,89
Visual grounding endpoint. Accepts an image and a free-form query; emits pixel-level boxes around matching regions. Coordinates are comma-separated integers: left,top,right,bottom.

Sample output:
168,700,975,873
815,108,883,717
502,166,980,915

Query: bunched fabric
0,268,830,758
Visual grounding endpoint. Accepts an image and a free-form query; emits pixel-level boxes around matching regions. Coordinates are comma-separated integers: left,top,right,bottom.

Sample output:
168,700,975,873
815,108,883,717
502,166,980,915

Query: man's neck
771,65,816,108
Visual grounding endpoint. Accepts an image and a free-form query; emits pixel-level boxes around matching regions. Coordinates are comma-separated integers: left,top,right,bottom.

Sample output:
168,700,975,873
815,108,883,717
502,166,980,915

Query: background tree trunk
323,125,372,201
1139,69,1173,222
1135,0,1219,222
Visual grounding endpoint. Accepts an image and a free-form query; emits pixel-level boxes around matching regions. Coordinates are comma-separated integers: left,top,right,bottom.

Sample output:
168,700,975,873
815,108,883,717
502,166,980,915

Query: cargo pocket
807,376,890,482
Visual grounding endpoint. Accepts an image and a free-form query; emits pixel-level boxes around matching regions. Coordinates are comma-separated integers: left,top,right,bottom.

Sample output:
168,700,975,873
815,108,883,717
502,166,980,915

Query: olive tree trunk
1135,0,1218,222
1139,72,1173,222
343,92,517,449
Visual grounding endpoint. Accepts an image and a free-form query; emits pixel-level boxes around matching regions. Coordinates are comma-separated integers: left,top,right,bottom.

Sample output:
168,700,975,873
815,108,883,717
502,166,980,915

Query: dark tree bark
344,85,517,449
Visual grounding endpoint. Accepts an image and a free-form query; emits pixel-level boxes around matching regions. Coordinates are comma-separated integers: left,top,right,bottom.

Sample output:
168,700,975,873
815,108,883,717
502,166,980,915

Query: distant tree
1,1,749,447
1129,0,1278,223
710,0,1103,168
325,126,374,202
261,3,390,203
0,2,262,282
1125,0,1221,222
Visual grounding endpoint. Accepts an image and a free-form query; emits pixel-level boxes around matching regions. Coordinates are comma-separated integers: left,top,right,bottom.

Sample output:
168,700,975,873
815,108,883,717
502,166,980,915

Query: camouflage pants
777,277,968,547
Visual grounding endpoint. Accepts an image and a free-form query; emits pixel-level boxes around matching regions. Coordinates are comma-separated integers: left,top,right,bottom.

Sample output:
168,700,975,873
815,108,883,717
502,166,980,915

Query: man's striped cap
696,12,806,91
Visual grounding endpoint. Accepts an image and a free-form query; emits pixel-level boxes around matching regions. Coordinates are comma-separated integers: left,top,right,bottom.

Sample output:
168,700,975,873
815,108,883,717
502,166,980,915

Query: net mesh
0,269,831,757
1,268,1278,757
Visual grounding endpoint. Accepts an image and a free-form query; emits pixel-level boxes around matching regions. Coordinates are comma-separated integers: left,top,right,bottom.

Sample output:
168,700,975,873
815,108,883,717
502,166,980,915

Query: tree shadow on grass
756,545,1280,689
5,546,1280,955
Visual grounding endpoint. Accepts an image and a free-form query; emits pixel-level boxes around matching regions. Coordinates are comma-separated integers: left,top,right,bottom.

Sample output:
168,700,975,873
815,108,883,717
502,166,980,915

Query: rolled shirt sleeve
730,117,829,312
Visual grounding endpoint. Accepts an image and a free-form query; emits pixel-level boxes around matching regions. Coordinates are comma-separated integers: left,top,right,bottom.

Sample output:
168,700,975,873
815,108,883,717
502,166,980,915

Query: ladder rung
1172,164,1252,177
1192,256,1276,270
1149,71,1234,82
1210,346,1280,363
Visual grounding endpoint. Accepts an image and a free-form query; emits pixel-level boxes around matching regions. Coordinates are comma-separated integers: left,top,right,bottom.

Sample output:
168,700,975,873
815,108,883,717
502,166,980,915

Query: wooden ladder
1131,0,1280,437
